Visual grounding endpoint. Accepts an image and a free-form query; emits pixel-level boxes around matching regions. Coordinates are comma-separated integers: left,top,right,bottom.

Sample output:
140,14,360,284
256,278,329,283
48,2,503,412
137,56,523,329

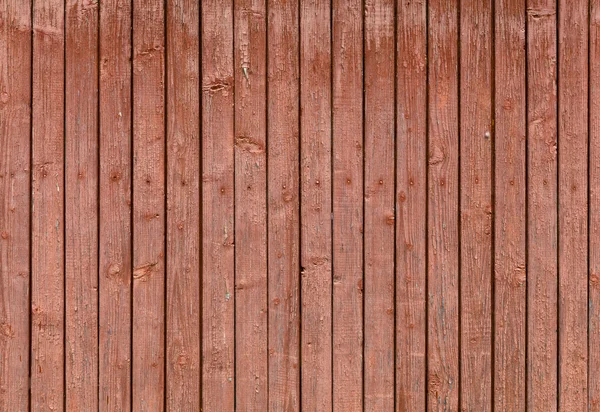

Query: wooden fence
1,0,599,410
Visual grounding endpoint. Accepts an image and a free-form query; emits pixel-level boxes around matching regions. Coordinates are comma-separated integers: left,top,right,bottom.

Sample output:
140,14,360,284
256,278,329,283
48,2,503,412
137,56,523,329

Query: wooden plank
165,0,200,410
395,0,427,409
427,0,460,409
557,0,588,410
526,1,557,410
201,0,235,410
31,0,65,409
331,0,363,409
590,1,600,409
494,0,526,410
98,0,132,410
0,1,31,410
363,0,395,410
132,1,166,410
300,0,332,410
234,0,268,409
459,1,493,410
267,0,300,409
65,1,99,409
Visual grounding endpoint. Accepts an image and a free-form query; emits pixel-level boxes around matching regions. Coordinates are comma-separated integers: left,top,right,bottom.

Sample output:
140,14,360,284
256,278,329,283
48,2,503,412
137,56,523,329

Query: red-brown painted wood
0,1,31,410
31,0,65,409
65,0,99,409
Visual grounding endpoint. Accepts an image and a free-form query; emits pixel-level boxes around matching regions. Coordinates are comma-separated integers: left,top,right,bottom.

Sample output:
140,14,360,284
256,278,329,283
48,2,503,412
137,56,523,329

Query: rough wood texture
591,1,600,409
267,0,301,410
526,0,558,410
494,0,527,410
0,1,31,410
234,0,268,409
166,0,201,410
300,0,332,410
202,0,235,410
332,0,363,410
65,0,99,409
459,1,493,410
557,0,588,410
132,1,165,410
396,0,427,409
31,0,65,409
427,0,460,409
99,0,133,410
364,1,395,410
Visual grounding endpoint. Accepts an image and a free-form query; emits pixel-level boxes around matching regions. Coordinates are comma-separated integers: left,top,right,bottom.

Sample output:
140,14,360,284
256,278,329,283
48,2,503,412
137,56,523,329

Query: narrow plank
31,0,65,409
590,1,600,409
165,0,200,409
0,1,31,410
331,0,363,409
526,1,558,410
395,0,427,409
234,0,268,409
363,0,395,410
201,0,235,410
557,0,588,410
494,0,527,409
267,0,301,409
427,0,460,409
300,0,332,410
65,0,99,409
98,0,132,409
459,0,493,410
132,0,166,410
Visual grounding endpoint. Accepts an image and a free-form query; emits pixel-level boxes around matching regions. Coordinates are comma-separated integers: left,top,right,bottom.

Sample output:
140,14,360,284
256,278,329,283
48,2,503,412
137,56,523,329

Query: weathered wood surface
1,2,599,410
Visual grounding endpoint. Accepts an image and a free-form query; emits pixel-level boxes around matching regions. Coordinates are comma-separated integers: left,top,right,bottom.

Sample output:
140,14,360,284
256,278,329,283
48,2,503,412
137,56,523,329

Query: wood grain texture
300,0,332,410
395,0,427,409
331,0,363,410
0,1,31,410
494,0,526,410
557,0,588,410
234,0,268,409
166,0,200,410
98,0,133,410
65,1,99,409
526,0,558,410
427,0,460,409
267,0,301,410
363,1,395,410
590,1,600,409
459,1,493,410
31,0,65,409
132,1,165,410
202,0,235,410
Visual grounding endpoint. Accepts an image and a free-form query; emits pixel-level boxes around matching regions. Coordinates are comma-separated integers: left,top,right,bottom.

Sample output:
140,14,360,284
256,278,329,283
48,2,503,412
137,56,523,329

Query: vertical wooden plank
427,0,459,409
300,0,332,410
590,1,600,409
0,1,31,410
363,0,395,410
526,1,557,410
132,0,165,410
31,0,65,409
234,0,268,409
99,0,132,410
331,0,363,410
494,0,527,410
459,0,493,410
557,0,588,410
165,0,200,410
202,0,235,410
65,0,98,409
267,0,300,409
395,0,427,409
